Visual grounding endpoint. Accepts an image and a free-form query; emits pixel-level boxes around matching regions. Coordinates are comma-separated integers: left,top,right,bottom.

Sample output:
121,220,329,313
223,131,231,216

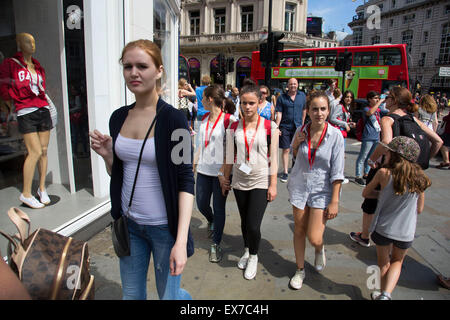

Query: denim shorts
371,231,413,250
279,127,296,149
18,108,52,134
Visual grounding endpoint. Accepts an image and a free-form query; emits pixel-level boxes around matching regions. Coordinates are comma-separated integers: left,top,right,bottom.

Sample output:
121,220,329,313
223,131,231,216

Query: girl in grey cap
363,136,431,300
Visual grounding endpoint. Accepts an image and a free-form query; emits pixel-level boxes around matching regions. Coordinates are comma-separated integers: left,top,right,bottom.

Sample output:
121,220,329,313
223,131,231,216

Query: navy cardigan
109,98,195,257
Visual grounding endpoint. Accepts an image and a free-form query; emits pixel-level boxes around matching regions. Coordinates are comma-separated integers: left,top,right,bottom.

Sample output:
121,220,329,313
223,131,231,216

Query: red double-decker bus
250,44,410,98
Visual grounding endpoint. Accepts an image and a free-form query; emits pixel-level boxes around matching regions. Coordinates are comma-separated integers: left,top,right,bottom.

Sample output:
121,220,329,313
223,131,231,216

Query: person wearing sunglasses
258,85,274,121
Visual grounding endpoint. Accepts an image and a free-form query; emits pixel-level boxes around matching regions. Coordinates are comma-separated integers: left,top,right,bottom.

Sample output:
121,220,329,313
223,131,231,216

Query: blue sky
307,0,366,38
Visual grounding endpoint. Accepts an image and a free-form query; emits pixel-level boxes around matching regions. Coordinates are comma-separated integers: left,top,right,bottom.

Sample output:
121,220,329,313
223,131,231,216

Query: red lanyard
243,116,261,162
204,111,223,148
307,122,328,169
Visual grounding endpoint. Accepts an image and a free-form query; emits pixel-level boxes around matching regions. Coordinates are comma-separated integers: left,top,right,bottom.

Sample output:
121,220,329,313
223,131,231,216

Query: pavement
88,126,450,301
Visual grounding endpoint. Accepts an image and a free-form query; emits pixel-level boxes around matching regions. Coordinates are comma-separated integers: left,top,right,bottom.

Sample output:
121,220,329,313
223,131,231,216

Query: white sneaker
37,188,50,205
237,248,250,270
289,269,306,290
244,254,258,280
20,194,44,209
314,246,326,272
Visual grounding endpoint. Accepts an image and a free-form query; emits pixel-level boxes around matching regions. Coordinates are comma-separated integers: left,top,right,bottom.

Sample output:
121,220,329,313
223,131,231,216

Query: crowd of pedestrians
85,40,448,300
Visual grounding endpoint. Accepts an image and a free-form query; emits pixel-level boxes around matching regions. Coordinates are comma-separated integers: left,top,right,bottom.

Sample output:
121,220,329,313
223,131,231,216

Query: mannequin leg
22,132,43,198
37,130,50,191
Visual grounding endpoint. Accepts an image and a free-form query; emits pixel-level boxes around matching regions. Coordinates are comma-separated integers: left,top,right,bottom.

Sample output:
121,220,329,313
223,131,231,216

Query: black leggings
233,189,268,255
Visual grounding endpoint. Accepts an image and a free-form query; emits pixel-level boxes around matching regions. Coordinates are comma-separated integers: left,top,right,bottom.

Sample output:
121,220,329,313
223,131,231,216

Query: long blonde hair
419,94,437,114
385,151,431,195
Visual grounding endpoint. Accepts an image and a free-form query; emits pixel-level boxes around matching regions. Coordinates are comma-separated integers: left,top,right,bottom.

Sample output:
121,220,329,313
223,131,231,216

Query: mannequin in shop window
0,33,53,209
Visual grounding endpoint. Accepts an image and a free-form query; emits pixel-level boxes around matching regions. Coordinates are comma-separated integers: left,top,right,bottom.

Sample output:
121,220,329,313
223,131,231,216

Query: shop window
379,48,402,65
154,0,175,101
188,58,201,87
315,50,337,66
353,51,378,66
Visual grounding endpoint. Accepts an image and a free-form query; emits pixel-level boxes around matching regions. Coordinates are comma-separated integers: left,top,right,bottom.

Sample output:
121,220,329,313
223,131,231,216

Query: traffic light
343,51,352,71
259,43,267,66
227,58,234,73
217,53,226,74
272,32,285,63
335,51,352,72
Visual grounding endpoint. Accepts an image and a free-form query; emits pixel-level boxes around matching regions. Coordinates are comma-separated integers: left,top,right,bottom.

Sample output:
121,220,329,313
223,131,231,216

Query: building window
446,5,450,14
426,9,432,19
353,28,363,46
371,35,380,44
390,19,394,27
392,0,396,8
402,30,413,53
388,37,392,43
439,23,450,64
403,13,415,24
313,40,316,47
189,11,200,35
285,3,296,32
241,5,253,32
214,8,226,34
423,31,429,43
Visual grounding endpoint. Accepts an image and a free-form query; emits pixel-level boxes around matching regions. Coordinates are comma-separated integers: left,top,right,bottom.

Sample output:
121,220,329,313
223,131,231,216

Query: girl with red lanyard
219,85,279,280
287,90,345,289
194,85,236,263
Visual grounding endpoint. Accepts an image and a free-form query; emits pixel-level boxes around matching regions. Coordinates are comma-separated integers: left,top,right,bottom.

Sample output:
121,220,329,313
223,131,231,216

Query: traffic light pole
264,0,273,86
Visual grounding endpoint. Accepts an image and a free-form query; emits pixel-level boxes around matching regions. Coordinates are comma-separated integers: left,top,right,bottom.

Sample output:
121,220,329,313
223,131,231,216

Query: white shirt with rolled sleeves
287,124,345,210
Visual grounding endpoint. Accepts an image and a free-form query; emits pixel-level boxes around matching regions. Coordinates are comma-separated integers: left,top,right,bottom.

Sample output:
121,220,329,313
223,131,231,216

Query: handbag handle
125,105,163,217
7,207,31,245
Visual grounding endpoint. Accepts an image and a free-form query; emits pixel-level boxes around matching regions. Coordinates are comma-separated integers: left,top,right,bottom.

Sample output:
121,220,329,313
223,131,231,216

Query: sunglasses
260,91,268,95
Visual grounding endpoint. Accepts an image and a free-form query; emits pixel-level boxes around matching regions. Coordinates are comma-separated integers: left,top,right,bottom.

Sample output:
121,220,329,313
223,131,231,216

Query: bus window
279,53,300,67
379,48,402,65
315,50,337,66
353,51,378,66
301,51,314,66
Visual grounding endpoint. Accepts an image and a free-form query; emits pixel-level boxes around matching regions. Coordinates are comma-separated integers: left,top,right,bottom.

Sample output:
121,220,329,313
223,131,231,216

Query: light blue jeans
355,140,378,178
119,218,192,300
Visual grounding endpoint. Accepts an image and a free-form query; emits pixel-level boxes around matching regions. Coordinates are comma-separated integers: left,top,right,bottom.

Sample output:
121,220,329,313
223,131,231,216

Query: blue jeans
355,140,378,178
196,172,227,245
119,218,192,300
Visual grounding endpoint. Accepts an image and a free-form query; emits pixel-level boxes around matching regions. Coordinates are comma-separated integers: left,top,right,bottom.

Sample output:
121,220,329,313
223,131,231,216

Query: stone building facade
179,0,338,88
348,0,450,94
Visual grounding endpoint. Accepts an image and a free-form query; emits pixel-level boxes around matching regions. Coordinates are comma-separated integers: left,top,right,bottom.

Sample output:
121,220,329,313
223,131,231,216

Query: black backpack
389,113,430,170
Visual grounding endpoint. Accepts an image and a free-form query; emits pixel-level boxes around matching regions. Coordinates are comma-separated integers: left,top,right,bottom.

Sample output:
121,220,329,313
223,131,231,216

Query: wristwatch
367,159,376,166
218,171,224,177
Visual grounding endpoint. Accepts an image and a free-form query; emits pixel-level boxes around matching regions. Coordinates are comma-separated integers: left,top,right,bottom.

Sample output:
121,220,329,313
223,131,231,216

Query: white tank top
115,134,168,225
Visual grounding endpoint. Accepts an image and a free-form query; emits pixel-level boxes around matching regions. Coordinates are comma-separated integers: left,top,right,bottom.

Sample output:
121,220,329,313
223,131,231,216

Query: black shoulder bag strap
125,106,163,217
